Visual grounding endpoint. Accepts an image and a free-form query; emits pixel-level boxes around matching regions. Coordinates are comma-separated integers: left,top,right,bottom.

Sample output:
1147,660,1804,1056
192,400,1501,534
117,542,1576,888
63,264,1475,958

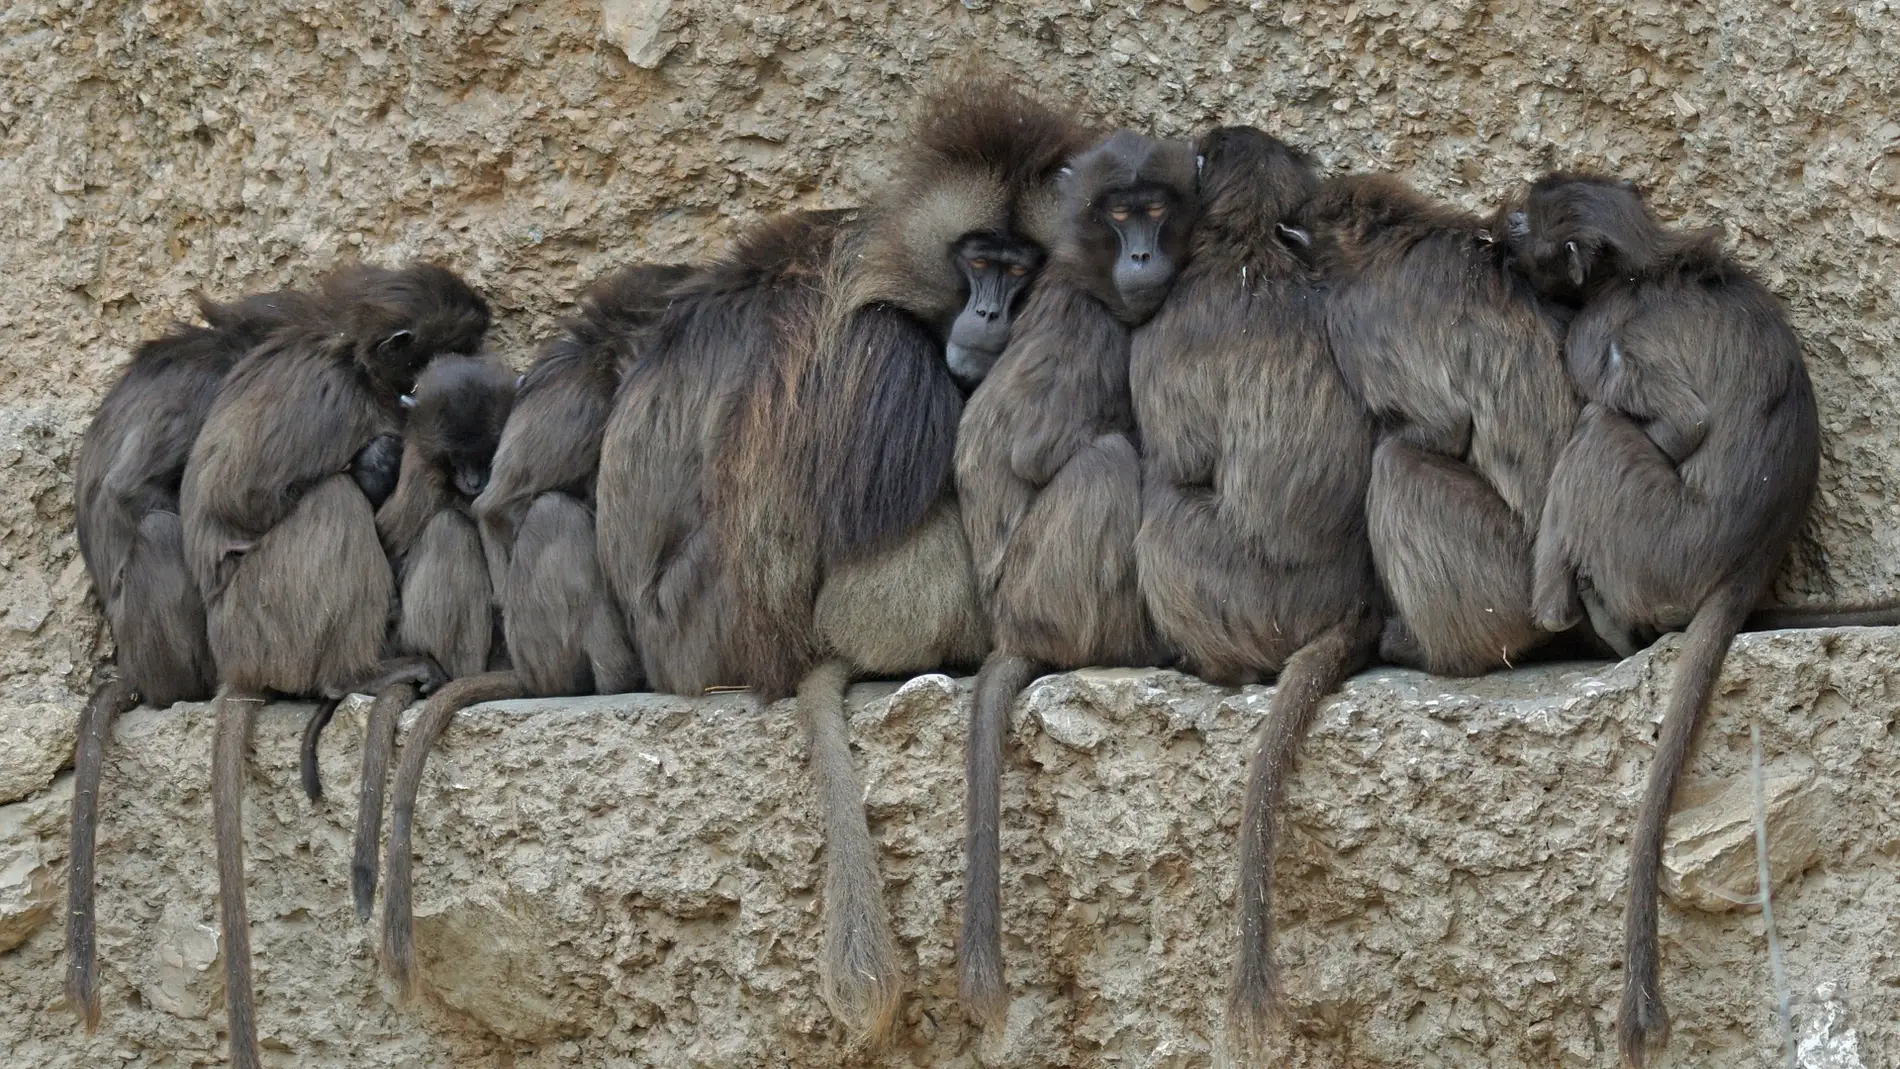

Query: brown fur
65,290,314,1028
952,129,1200,1027
300,354,516,920
474,263,688,696
179,263,489,1069
1129,128,1383,1052
1303,174,1580,676
597,84,1084,1041
374,266,689,975
1507,174,1820,1067
379,671,526,995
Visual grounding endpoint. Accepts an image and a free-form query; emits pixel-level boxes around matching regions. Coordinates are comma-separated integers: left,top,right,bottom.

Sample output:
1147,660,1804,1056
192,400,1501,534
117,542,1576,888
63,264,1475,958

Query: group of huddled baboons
64,81,1898,1069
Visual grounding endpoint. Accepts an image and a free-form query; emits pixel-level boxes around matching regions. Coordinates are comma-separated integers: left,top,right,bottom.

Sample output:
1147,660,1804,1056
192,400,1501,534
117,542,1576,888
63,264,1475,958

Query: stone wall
3,0,1899,1066
5,633,1898,1067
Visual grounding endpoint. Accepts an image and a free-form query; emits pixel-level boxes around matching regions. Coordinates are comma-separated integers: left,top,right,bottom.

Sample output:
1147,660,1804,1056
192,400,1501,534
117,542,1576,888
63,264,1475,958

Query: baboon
65,289,312,1028
1128,127,1381,1048
179,263,489,1069
478,262,691,694
377,263,691,992
300,354,515,920
953,128,1200,1027
595,85,1085,1040
1303,174,1580,676
1506,174,1820,1067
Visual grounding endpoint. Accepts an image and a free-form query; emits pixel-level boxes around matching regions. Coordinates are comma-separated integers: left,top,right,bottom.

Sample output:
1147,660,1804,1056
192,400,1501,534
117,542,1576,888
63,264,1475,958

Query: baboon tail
1744,601,1900,631
66,675,138,1030
1230,614,1373,1058
381,672,523,997
213,689,262,1069
959,652,1039,1031
352,683,416,921
799,660,903,1045
298,698,342,802
1618,582,1752,1068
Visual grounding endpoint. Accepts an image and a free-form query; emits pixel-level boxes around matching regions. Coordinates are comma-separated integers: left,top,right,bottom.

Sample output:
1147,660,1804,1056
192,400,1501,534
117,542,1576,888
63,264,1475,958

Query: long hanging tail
1619,583,1753,1068
213,689,263,1069
352,683,417,920
65,675,139,1029
959,652,1039,1030
298,698,342,801
380,672,524,996
1229,616,1372,1060
799,660,903,1044
1743,602,1900,631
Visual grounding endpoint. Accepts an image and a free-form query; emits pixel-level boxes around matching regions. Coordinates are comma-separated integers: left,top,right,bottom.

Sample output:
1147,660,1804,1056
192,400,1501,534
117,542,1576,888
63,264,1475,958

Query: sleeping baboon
1505,174,1820,1068
377,263,689,991
953,128,1200,1027
477,262,689,694
1303,174,1580,676
300,354,515,920
66,288,313,1028
1129,127,1381,1048
179,262,489,1069
595,85,1085,1040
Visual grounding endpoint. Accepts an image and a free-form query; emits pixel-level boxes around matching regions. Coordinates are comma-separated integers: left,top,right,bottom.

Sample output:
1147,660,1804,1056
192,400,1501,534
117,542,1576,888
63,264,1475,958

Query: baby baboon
300,354,515,920
597,84,1084,1040
953,128,1200,1027
1303,174,1579,676
66,288,311,1028
179,262,489,1069
1130,127,1381,1050
378,263,689,992
1507,174,1820,1068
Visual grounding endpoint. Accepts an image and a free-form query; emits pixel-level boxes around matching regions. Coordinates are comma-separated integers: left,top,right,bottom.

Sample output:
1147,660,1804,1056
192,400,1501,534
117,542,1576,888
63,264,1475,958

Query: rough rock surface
4,0,1900,1066
4,629,1900,1067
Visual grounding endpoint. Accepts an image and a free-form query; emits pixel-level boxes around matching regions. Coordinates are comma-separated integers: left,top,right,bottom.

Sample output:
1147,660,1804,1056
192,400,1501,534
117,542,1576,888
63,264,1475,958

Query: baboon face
945,231,1047,388
1061,131,1201,324
406,356,516,499
1505,174,1650,302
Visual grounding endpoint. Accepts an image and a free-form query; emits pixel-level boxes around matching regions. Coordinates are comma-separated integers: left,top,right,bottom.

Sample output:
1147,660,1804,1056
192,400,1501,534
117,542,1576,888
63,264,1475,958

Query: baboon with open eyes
376,263,689,993
588,85,1085,1041
179,262,489,1069
299,353,515,921
1129,127,1381,1050
1506,174,1820,1068
1302,174,1581,676
66,288,313,1028
953,128,1200,1028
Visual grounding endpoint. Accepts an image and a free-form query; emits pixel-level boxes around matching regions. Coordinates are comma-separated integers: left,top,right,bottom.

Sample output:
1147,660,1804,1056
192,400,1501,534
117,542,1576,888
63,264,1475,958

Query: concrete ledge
4,628,1897,1067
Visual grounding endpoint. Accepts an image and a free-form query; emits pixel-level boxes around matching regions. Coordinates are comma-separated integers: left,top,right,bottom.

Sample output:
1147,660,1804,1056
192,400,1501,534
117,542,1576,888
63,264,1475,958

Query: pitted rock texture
4,629,1899,1067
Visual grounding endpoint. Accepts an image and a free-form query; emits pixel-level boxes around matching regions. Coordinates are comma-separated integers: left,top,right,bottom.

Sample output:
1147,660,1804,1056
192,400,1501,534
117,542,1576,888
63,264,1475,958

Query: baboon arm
1578,333,1709,465
194,352,387,537
376,449,446,560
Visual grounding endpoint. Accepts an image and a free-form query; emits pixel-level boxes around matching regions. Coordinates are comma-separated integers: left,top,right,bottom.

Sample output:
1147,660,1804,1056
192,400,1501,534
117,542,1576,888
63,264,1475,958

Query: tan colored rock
0,700,78,804
2,630,1897,1067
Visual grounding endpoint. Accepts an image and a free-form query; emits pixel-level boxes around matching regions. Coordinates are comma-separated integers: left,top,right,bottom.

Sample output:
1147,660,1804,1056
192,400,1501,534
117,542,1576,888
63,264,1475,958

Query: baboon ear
1274,223,1312,248
1565,240,1587,289
378,329,416,356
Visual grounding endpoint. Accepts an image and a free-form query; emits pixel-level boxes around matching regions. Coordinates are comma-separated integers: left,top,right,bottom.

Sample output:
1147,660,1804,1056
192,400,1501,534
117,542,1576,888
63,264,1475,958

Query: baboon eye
1109,207,1131,223
1008,263,1029,277
399,394,418,408
1146,203,1166,219
1565,240,1579,254
969,257,989,271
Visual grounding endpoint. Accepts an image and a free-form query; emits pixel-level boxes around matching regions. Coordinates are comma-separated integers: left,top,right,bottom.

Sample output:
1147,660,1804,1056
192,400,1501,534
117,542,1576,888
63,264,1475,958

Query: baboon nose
1129,252,1151,266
